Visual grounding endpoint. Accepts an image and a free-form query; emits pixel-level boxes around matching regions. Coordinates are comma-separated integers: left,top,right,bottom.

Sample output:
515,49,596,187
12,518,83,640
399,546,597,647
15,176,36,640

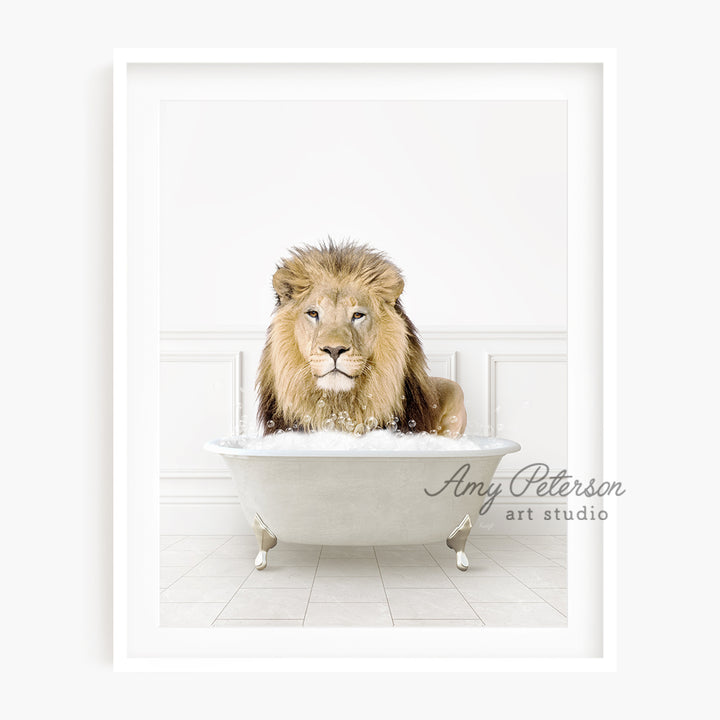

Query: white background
1,1,717,718
159,99,566,327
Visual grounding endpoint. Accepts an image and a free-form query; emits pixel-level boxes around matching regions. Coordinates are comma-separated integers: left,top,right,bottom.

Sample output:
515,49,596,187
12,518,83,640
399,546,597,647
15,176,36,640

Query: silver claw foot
446,514,473,571
252,513,277,570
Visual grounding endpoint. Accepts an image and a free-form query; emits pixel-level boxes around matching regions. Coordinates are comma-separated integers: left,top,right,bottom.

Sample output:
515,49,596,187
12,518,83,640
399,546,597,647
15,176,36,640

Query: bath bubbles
302,415,312,426
408,419,417,430
431,403,438,410
449,416,458,424
387,417,399,433
322,418,335,431
364,416,378,431
317,399,326,408
218,429,491,453
274,428,284,435
266,420,275,429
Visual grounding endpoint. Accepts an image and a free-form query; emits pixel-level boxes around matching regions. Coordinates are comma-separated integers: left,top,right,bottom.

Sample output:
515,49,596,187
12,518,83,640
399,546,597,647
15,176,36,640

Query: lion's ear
272,266,295,304
272,265,309,304
377,268,404,304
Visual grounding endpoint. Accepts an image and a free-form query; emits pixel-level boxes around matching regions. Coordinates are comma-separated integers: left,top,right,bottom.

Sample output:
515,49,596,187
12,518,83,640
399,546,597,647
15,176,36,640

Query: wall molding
159,329,568,535
161,327,567,342
160,350,243,435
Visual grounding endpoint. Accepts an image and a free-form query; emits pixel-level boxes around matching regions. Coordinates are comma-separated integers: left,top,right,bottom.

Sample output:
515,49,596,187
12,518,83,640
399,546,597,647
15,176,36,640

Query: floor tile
242,565,317,589
380,565,454,589
511,535,567,547
435,557,511,578
320,545,376,559
160,566,190,589
375,545,437,566
451,576,543,602
533,589,568,616
160,535,186,550
165,536,231,552
386,588,477,619
160,602,224,627
209,544,262,559
484,550,559,567
393,618,485,627
469,536,528,551
213,618,303,627
310,576,386,602
186,557,254,577
264,550,320,566
316,558,380,577
160,576,243,602
532,547,567,560
220,588,310,620
506,566,567,589
304,603,393,627
160,549,209,567
471,602,567,627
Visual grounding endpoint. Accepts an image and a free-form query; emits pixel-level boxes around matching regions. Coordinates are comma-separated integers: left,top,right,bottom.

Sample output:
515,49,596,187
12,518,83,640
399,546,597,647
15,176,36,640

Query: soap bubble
388,418,398,433
274,429,284,435
449,416,458,424
364,416,378,431
266,420,275,429
317,399,326,408
400,395,406,401
408,419,417,429
353,424,364,436
302,414,312,425
322,418,335,431
431,404,438,409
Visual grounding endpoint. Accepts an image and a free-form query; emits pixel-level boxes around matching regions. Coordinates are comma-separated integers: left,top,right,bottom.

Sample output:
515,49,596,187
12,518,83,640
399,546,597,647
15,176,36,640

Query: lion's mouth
318,368,356,379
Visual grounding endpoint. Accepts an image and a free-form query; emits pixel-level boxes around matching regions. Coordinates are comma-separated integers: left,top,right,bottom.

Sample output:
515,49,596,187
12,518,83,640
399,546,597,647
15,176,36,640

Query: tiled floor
160,534,567,627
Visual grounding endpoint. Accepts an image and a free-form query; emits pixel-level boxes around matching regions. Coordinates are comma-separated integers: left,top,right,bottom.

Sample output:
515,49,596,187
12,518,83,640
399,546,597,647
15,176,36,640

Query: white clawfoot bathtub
204,436,520,571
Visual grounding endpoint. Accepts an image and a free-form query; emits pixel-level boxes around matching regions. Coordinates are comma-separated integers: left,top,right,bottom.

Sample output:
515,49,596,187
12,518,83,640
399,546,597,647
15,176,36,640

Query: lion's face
295,284,376,393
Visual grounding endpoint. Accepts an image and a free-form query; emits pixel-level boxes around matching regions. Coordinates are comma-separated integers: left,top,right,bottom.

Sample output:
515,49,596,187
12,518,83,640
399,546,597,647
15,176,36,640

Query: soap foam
215,429,502,452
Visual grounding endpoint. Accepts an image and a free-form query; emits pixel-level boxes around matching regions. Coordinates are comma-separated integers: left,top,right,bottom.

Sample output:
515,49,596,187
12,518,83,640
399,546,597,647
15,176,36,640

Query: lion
256,241,467,437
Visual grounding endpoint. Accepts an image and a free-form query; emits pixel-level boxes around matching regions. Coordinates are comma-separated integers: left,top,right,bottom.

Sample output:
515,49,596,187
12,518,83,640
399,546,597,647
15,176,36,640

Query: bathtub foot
446,514,473,571
252,514,277,570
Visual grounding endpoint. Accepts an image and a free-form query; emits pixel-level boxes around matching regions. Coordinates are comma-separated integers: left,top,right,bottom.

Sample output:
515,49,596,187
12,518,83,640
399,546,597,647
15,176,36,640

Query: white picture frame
114,48,616,671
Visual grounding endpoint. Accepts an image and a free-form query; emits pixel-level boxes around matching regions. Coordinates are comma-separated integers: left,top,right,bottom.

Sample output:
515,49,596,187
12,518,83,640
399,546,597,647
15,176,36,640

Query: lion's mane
256,241,440,435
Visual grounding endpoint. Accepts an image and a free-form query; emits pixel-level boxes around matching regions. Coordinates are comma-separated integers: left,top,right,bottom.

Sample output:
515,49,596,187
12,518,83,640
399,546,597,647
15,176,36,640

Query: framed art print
114,49,617,670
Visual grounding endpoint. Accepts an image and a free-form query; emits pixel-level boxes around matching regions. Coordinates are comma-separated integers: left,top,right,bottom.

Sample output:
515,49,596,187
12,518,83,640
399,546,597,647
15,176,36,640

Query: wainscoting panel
159,328,567,535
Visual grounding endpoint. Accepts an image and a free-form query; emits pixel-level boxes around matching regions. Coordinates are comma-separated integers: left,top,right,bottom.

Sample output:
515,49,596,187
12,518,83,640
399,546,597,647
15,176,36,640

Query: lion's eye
306,310,319,319
352,312,365,321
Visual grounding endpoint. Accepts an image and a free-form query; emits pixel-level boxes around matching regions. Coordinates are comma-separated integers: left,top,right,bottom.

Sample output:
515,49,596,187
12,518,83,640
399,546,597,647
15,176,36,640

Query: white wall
159,98,566,328
3,0,718,716
148,70,569,535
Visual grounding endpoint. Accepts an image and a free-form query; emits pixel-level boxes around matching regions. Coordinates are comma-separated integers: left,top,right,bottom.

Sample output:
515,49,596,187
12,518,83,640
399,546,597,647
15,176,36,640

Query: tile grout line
374,546,395,626
207,536,261,626
159,535,239,596
301,544,323,626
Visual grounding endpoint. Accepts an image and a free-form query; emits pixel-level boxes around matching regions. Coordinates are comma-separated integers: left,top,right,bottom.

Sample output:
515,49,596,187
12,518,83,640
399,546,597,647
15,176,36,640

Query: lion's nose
321,346,350,362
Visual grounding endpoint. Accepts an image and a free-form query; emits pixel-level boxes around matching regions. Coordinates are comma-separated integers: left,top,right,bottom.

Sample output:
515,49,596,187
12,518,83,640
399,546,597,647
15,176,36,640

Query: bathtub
204,436,520,571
